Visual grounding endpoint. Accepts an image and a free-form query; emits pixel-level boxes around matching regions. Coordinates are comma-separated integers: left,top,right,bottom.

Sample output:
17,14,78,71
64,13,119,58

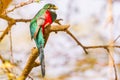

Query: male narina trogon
30,3,58,77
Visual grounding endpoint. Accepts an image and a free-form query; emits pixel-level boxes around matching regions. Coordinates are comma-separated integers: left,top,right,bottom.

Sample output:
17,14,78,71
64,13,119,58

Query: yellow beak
35,0,40,3
53,6,58,10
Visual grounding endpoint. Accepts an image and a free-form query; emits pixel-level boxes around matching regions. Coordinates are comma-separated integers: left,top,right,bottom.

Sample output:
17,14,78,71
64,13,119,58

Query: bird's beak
53,6,58,10
35,0,40,3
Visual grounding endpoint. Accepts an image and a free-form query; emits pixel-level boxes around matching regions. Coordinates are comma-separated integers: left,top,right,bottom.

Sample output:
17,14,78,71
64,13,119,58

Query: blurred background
0,0,120,80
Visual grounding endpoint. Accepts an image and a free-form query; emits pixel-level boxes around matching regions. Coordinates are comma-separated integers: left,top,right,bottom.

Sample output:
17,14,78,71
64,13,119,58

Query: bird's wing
30,21,37,39
33,16,45,39
30,9,46,39
37,16,45,25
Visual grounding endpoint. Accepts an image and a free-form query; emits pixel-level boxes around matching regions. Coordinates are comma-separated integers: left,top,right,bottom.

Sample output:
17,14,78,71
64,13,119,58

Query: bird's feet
54,19,63,25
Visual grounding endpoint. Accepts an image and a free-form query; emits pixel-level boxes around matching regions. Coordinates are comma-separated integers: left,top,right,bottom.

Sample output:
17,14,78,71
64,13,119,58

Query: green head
43,3,58,10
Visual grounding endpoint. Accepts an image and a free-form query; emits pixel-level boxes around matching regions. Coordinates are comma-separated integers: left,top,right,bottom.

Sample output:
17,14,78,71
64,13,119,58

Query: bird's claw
54,19,63,25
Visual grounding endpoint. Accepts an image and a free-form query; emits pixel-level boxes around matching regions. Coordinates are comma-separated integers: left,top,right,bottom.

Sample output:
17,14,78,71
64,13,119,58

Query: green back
30,9,46,49
30,9,57,49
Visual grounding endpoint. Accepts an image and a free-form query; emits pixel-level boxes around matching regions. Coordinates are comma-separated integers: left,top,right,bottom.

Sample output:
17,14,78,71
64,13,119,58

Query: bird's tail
39,46,45,77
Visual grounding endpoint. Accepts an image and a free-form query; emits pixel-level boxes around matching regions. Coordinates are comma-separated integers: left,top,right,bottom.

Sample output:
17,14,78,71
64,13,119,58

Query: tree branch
0,18,15,42
0,18,31,42
104,48,118,80
0,0,119,79
0,54,5,63
50,25,70,32
65,29,88,54
16,24,70,80
85,45,120,49
15,19,31,22
17,48,39,80
5,0,38,14
0,0,12,14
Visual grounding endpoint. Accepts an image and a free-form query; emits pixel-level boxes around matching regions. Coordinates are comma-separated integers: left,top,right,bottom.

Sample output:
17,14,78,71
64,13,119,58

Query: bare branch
50,25,70,32
33,62,41,67
0,18,31,42
85,45,120,49
0,54,5,63
113,35,120,43
65,29,88,54
0,0,12,14
9,30,14,63
104,48,118,80
5,0,37,14
0,22,15,42
17,48,39,80
15,19,31,22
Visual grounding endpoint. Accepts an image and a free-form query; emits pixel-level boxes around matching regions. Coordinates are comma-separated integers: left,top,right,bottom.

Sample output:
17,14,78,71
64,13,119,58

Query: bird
30,3,58,77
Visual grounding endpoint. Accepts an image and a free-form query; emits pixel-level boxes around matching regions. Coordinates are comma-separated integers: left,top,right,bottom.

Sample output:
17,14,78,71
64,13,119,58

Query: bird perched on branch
30,3,58,77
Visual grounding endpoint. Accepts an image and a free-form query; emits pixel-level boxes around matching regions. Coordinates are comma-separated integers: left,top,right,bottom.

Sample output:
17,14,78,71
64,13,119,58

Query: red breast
42,10,52,34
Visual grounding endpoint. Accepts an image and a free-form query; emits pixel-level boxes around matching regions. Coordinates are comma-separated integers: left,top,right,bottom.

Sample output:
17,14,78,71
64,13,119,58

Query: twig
104,0,113,27
0,54,5,63
113,35,120,43
65,29,88,54
44,24,70,45
106,0,117,80
0,20,15,42
85,45,120,49
9,30,14,63
105,48,118,80
0,18,31,42
15,19,31,22
5,0,37,14
50,21,88,55
28,75,34,80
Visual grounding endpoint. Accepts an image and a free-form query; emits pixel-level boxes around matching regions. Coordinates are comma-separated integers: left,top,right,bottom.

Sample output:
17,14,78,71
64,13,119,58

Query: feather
39,46,45,77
